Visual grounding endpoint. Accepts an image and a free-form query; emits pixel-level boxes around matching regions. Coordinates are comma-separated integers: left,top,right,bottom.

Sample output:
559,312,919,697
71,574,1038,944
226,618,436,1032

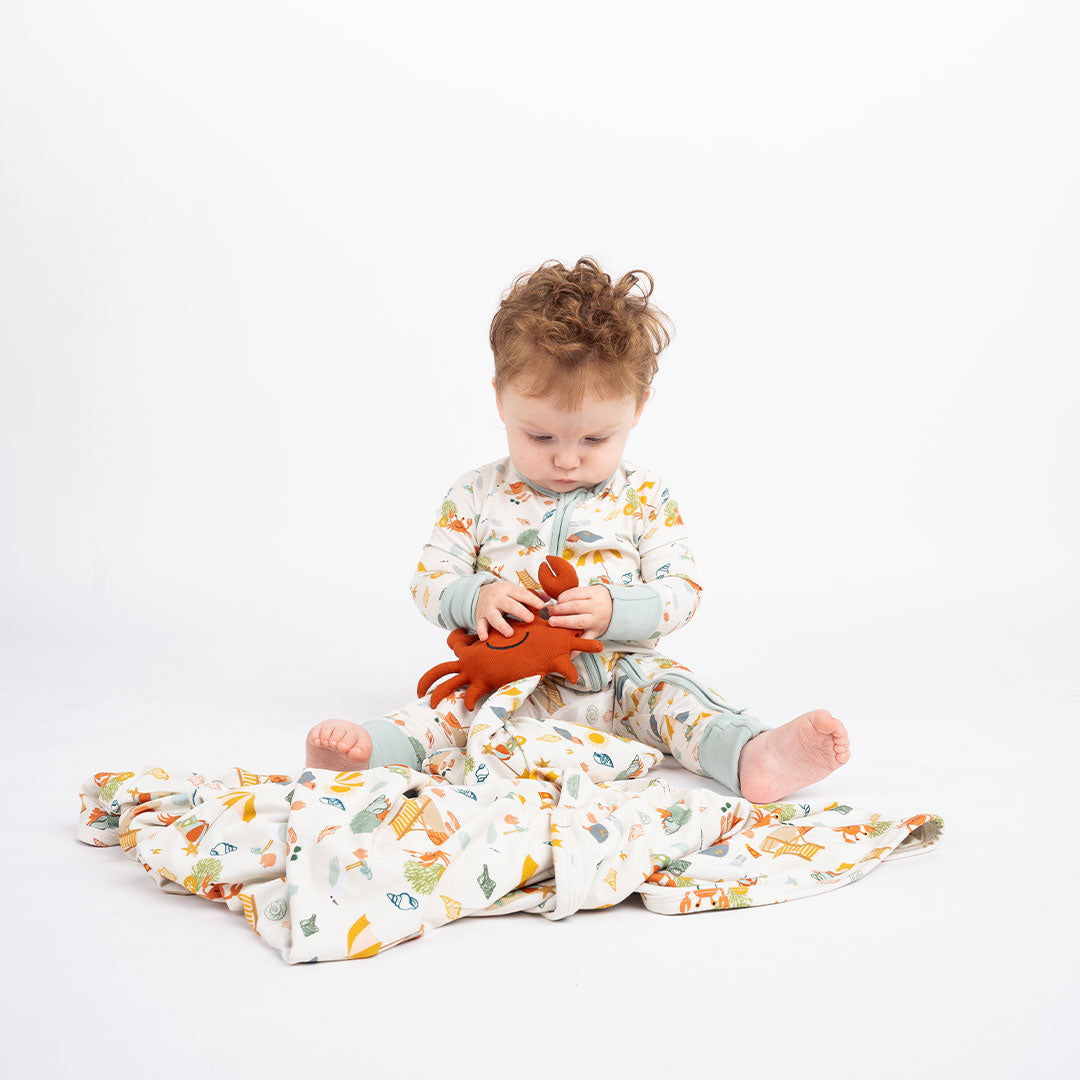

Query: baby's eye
527,434,552,443
585,437,609,444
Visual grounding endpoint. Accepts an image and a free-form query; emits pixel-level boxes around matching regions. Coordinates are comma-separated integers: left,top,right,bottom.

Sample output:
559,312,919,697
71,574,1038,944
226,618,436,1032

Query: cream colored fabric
77,675,942,963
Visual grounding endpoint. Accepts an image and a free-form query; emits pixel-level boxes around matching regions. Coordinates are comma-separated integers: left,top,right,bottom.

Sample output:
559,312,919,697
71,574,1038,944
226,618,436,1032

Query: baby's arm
410,470,499,633
601,484,702,644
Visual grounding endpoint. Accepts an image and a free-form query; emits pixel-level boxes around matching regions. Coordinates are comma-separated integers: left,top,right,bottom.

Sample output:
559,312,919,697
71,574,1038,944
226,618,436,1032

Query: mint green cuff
601,583,663,642
440,571,498,632
697,713,770,796
363,718,426,770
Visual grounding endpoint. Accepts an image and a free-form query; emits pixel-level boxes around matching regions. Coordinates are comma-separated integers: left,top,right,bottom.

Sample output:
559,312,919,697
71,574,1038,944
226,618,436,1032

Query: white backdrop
2,3,1077,1077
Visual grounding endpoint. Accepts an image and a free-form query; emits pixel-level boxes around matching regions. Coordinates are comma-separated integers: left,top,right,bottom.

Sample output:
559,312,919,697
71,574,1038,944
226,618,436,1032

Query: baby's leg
615,674,767,793
613,659,849,799
305,692,470,772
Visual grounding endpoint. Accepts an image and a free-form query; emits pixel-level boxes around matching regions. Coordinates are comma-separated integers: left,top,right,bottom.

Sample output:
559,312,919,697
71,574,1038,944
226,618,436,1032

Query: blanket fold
76,677,942,962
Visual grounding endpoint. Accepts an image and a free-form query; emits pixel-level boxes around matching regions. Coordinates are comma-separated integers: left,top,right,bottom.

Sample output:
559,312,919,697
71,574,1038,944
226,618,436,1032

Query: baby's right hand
475,580,548,641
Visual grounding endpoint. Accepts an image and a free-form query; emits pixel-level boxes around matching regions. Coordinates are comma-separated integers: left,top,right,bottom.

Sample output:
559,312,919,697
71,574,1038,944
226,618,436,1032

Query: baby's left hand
546,585,612,640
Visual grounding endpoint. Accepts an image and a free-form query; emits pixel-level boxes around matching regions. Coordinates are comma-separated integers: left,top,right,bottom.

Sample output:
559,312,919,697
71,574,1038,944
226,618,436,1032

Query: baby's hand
475,580,547,641
547,585,613,640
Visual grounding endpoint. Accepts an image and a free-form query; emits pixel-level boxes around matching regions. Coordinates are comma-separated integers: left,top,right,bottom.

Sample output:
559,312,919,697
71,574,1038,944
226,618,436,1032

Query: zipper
545,487,605,690
547,488,586,558
580,650,604,691
613,656,748,715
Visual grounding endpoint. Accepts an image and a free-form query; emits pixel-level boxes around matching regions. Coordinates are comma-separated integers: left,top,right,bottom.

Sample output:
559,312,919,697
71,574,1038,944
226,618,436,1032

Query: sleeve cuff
439,572,498,632
362,718,426,770
601,583,663,642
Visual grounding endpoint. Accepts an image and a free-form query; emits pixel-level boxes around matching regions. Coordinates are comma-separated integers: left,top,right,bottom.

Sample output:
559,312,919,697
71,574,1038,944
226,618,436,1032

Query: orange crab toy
417,555,605,711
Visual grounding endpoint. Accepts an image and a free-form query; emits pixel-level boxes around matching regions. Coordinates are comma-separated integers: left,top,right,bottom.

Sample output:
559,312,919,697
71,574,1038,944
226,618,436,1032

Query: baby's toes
307,721,331,746
326,723,355,750
833,730,851,763
311,719,346,747
807,709,844,737
334,727,359,753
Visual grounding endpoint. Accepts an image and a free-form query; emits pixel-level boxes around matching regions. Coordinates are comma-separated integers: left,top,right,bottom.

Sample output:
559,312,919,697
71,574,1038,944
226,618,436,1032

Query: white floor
3,587,1073,1079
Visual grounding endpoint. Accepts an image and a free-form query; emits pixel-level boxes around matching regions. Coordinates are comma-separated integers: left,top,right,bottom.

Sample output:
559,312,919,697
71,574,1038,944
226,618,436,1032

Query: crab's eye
538,608,550,620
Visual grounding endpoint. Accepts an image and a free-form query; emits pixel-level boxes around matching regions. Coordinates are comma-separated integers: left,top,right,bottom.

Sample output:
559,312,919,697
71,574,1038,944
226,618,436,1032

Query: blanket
76,675,943,963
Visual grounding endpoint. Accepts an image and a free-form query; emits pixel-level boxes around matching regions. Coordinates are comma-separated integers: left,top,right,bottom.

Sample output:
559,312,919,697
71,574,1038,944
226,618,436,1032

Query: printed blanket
76,675,943,962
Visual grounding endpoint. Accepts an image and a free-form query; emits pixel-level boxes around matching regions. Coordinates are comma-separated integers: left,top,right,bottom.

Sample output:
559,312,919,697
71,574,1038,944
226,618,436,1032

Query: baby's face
494,380,647,491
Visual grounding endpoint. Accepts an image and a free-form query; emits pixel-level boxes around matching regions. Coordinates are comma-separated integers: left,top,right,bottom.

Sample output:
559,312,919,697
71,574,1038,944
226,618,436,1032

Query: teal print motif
300,913,319,937
516,528,544,554
663,805,692,835
477,864,496,900
584,820,609,842
264,897,288,921
350,796,390,834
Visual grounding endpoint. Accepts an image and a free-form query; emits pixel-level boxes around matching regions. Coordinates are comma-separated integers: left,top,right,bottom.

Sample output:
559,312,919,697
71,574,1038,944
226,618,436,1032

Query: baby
306,257,850,802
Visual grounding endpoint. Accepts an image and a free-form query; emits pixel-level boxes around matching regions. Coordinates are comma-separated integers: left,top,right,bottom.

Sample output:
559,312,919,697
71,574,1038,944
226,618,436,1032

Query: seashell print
264,897,288,922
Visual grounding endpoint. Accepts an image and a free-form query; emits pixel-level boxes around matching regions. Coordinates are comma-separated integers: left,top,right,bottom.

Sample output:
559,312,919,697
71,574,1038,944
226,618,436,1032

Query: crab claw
537,555,579,601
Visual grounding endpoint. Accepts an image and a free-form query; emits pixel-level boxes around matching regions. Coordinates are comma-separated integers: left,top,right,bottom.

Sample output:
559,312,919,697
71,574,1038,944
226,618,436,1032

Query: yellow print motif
563,547,621,570
220,791,257,823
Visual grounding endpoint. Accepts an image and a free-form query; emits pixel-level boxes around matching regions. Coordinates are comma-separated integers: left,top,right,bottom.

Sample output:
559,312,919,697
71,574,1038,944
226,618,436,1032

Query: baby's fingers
548,612,591,630
502,600,535,623
515,588,547,610
551,587,586,605
476,617,489,642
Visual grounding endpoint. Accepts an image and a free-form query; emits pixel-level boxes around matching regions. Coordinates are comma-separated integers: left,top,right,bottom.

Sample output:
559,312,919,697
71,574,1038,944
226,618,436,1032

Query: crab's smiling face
484,630,530,651
482,607,551,650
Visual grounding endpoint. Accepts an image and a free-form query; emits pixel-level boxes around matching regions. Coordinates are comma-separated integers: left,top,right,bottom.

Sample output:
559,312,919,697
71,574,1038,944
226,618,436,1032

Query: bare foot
305,719,373,771
737,709,851,803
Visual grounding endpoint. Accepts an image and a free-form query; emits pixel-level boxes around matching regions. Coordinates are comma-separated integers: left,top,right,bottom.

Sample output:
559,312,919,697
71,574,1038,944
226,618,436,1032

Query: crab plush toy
417,555,605,711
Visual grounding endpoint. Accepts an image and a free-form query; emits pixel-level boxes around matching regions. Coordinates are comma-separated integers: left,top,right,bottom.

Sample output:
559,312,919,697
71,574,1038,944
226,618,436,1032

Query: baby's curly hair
489,256,673,410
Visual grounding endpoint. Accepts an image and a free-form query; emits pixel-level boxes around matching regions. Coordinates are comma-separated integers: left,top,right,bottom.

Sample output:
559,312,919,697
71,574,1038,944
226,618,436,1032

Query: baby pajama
358,456,769,797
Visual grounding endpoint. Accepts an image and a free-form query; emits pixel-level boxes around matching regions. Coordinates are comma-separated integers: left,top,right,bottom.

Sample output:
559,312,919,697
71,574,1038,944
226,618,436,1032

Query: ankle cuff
698,714,769,796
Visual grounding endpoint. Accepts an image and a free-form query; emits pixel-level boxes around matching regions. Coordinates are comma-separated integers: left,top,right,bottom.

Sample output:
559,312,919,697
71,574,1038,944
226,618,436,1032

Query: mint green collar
519,469,617,500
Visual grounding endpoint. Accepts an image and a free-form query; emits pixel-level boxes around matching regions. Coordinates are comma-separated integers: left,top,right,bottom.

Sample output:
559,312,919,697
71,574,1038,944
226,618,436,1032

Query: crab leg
417,662,461,698
553,657,580,683
429,674,469,709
